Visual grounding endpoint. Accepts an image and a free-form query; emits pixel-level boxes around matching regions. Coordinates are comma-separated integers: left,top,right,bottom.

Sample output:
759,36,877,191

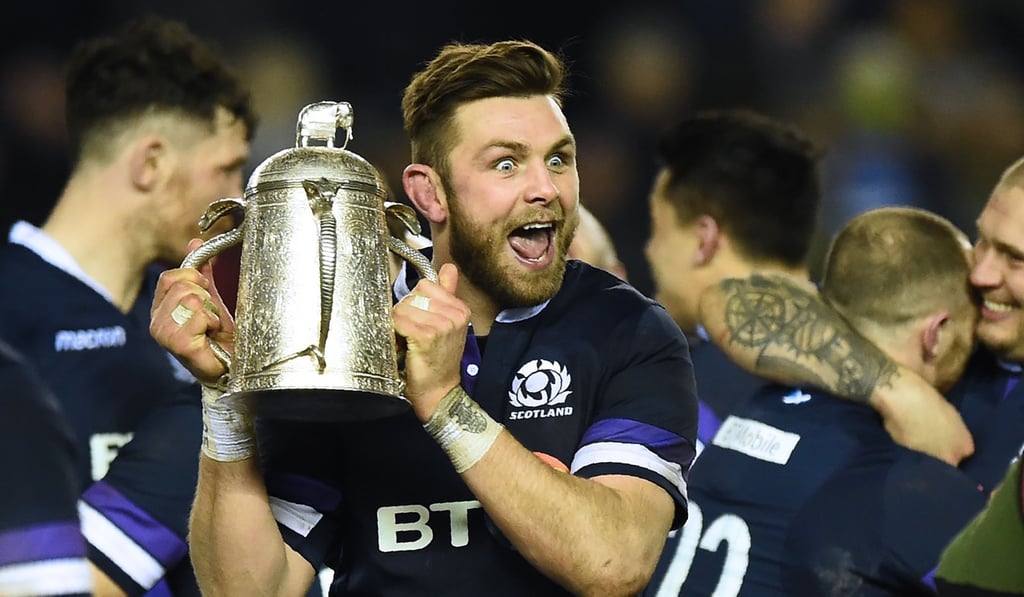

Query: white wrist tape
423,386,503,473
201,385,255,462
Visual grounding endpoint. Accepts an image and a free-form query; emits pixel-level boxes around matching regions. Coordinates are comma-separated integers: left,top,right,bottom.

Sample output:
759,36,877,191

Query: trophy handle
180,197,246,371
386,236,437,284
384,202,437,284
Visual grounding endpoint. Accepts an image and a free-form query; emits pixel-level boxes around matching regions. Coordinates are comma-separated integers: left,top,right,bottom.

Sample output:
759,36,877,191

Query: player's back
646,384,887,596
689,339,769,451
782,447,985,595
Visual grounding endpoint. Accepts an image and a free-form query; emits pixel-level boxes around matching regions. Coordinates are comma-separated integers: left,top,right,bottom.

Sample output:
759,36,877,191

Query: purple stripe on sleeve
697,401,723,446
0,521,85,567
582,418,695,467
81,481,186,565
265,472,344,513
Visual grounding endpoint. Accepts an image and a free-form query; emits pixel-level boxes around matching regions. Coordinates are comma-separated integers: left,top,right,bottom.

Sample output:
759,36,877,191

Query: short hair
401,40,567,185
998,155,1024,189
65,15,257,165
656,109,823,268
821,206,972,327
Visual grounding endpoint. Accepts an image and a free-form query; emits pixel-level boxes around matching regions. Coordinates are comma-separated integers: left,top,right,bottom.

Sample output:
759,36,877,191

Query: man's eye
548,155,564,168
496,158,515,172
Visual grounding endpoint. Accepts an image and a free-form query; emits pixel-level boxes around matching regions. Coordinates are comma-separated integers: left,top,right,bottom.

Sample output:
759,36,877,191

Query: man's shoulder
552,261,675,330
691,341,772,417
557,260,650,301
0,242,70,297
0,240,44,277
0,252,76,345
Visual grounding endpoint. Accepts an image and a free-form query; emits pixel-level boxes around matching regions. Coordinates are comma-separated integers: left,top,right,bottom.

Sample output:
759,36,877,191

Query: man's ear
403,163,446,224
693,214,721,266
128,135,165,191
922,311,951,360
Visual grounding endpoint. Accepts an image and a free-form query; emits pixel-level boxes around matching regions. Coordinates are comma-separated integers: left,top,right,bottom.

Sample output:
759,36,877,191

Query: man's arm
149,251,316,595
699,274,898,398
698,273,973,465
395,265,680,597
465,432,675,596
188,456,316,596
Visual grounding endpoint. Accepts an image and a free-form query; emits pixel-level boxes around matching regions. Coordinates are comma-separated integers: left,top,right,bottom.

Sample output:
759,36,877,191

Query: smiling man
151,40,698,597
972,160,1024,360
690,156,1024,596
948,156,1024,491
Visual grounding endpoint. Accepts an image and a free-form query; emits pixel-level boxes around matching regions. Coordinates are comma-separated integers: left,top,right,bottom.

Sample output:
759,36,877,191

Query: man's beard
448,196,578,309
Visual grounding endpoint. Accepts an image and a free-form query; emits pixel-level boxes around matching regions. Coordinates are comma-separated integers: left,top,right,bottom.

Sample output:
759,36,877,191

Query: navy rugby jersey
947,347,1024,492
646,384,907,596
0,231,203,596
782,448,984,596
689,338,768,452
256,259,699,596
0,341,91,596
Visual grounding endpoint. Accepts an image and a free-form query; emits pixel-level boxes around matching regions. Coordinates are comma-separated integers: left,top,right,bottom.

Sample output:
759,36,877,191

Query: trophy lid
245,101,386,198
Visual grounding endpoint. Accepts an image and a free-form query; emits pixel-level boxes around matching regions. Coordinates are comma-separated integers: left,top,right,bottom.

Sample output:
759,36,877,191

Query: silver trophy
183,101,435,420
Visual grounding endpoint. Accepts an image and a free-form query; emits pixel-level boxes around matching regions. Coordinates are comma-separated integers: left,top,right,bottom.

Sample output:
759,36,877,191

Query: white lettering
429,500,478,547
712,417,799,465
55,326,127,352
509,406,573,420
90,432,133,480
377,500,482,552
377,505,432,552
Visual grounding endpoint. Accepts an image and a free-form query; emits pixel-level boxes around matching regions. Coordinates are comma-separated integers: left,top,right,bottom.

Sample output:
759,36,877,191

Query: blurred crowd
3,0,1024,296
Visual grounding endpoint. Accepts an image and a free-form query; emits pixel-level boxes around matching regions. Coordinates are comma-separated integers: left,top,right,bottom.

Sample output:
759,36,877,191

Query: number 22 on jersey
649,502,751,597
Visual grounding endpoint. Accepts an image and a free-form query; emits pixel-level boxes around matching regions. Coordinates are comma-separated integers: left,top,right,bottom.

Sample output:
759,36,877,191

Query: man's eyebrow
979,219,1020,253
480,135,576,156
480,140,530,155
980,225,1024,259
995,239,1024,260
551,134,576,152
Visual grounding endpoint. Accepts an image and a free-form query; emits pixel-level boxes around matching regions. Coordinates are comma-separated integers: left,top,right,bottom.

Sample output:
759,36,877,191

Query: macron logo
54,326,127,352
781,389,812,405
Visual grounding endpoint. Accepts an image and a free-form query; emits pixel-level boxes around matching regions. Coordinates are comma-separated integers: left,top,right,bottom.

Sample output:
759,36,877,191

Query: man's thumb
438,262,459,294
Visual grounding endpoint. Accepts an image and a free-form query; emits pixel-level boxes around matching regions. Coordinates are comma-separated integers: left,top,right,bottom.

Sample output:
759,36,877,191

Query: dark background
4,0,1024,296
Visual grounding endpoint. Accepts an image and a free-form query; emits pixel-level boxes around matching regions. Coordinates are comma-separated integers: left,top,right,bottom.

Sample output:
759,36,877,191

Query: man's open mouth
508,222,554,263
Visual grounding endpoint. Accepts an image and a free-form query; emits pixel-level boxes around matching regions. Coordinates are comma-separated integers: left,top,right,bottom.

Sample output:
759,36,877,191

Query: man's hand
392,263,470,421
150,238,234,386
871,378,975,466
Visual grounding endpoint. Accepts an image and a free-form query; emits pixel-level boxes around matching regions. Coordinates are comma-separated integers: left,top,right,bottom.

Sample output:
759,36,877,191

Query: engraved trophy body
183,101,435,420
